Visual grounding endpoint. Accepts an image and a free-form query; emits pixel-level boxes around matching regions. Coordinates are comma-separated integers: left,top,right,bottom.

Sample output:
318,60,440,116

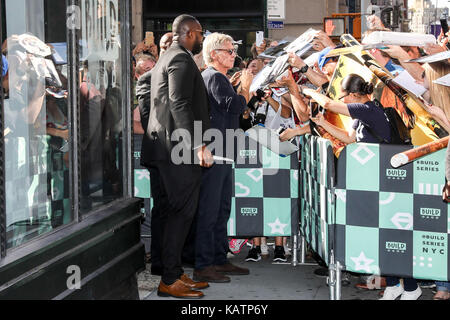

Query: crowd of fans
132,14,450,300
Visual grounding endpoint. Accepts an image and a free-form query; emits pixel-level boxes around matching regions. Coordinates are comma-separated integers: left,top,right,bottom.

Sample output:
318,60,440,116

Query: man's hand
313,31,335,50
240,69,254,91
366,14,385,30
442,181,450,202
381,45,409,60
310,112,326,127
197,145,214,168
229,70,242,87
423,43,446,56
287,52,306,69
274,69,297,92
279,127,299,141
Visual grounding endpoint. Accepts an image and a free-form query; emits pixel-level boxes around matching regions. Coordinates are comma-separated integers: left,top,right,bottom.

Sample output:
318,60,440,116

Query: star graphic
267,218,288,234
136,170,150,180
350,252,375,273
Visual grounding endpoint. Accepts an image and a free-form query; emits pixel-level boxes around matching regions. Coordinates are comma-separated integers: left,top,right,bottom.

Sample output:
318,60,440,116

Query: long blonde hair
425,62,450,119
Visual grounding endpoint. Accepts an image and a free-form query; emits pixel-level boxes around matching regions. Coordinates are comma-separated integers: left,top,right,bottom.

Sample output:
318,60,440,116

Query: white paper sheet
392,70,428,97
246,125,299,156
433,73,450,87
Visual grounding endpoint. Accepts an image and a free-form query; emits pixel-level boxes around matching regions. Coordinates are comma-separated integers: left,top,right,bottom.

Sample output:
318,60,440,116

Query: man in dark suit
140,14,213,299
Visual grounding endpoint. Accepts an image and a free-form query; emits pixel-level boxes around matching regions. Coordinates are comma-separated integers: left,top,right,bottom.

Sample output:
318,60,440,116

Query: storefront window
1,0,129,249
79,0,124,213
3,0,72,249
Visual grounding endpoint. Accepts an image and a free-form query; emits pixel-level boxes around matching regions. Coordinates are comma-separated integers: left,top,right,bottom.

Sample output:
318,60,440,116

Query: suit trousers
148,166,163,268
195,163,232,270
148,166,197,269
150,160,202,285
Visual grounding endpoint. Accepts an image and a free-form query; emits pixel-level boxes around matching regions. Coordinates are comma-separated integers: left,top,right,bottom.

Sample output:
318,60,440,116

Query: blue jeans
436,281,450,292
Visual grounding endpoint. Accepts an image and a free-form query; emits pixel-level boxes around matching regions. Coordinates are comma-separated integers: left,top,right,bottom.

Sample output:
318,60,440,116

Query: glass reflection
3,13,72,248
79,0,123,212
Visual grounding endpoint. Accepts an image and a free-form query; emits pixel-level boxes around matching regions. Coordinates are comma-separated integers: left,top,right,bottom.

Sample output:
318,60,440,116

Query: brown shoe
215,262,250,275
180,274,209,289
193,266,231,283
157,279,204,299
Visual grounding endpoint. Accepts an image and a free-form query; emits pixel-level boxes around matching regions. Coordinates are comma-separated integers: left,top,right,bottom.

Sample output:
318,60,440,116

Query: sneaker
400,286,422,300
245,247,261,262
229,239,248,254
284,243,292,257
379,284,404,300
273,246,287,262
260,242,269,257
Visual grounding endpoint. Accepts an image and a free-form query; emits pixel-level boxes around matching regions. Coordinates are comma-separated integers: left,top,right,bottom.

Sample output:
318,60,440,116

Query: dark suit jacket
141,42,211,166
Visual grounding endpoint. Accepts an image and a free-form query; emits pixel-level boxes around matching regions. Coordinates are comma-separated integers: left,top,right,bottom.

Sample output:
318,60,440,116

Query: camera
253,101,268,125
247,88,265,111
275,127,286,135
309,100,325,118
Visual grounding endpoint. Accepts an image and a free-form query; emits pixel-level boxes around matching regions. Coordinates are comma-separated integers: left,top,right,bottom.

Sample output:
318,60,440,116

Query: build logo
420,208,441,220
241,207,258,216
386,169,407,180
386,241,407,253
239,150,257,158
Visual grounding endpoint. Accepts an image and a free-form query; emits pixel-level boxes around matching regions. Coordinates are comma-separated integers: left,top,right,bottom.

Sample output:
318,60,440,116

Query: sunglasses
215,48,237,55
193,29,205,36
338,92,351,100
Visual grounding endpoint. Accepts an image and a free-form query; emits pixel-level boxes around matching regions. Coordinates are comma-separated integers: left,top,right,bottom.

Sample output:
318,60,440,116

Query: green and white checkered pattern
228,135,299,237
300,134,450,281
132,135,300,238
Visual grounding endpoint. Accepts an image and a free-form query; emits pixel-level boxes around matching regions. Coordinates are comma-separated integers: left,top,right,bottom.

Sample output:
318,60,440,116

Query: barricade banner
228,134,299,237
300,134,450,281
132,134,300,238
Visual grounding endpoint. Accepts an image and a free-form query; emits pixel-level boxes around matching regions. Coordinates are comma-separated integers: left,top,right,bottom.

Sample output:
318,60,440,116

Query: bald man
159,32,173,55
142,14,212,299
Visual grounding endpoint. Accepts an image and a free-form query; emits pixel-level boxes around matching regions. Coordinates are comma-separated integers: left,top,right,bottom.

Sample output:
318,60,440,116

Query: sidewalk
137,245,435,300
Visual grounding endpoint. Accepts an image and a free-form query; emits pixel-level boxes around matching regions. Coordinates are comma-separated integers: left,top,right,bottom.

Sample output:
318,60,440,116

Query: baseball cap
317,46,333,71
1,55,8,77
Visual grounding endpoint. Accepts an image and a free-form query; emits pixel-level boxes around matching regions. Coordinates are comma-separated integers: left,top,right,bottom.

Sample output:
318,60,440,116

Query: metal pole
300,235,306,264
292,234,298,266
328,251,336,300
336,260,342,300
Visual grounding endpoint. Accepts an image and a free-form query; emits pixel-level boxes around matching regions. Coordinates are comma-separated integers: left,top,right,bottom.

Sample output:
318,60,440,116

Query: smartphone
256,31,264,47
441,16,449,35
309,101,319,118
145,31,154,46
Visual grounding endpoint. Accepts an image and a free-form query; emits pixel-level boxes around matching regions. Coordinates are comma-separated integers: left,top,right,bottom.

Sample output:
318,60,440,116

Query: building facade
0,0,145,299
409,0,449,34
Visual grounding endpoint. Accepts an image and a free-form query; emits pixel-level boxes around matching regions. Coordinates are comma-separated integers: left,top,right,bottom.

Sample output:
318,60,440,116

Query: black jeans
195,163,232,270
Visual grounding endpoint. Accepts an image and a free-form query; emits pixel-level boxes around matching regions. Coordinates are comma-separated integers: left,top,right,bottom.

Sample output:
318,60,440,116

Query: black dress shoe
215,262,250,275
193,266,231,283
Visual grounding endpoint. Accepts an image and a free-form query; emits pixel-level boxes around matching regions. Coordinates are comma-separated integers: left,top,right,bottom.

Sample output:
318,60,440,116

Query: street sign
267,0,285,20
268,20,284,29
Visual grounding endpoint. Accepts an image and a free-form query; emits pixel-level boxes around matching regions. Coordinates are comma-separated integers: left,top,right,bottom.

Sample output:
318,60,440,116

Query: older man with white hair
193,32,254,283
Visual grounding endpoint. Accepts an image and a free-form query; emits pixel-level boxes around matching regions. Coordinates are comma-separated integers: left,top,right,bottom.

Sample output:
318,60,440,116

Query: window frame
0,0,133,257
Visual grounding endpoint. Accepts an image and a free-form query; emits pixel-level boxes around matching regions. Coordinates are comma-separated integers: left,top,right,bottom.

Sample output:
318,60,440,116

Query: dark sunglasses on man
215,48,237,55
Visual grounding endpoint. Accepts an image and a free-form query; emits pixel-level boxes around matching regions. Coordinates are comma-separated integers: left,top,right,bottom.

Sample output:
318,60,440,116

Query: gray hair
202,32,234,65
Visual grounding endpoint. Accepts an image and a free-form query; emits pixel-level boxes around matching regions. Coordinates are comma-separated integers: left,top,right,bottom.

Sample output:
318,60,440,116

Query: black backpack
361,99,412,145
